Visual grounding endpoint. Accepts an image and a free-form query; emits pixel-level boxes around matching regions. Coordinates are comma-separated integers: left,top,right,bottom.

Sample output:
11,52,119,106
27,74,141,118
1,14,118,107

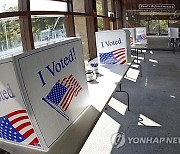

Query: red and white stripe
141,34,146,40
59,75,82,111
130,37,134,45
7,110,40,146
112,48,126,64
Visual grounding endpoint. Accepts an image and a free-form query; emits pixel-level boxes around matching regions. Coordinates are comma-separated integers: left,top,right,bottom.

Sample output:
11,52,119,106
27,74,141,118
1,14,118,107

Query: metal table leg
116,83,130,111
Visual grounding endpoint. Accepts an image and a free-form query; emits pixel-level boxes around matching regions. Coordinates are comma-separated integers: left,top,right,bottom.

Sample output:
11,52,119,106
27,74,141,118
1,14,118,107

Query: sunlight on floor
138,114,162,127
108,97,127,116
145,76,148,86
150,51,153,54
131,57,141,64
131,63,139,69
137,56,144,61
149,59,158,63
124,68,139,82
170,95,175,98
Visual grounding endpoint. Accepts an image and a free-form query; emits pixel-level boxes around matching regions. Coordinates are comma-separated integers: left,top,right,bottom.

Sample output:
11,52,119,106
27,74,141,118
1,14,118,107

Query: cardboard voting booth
95,29,131,64
0,38,89,153
168,28,179,38
136,27,147,44
123,28,136,46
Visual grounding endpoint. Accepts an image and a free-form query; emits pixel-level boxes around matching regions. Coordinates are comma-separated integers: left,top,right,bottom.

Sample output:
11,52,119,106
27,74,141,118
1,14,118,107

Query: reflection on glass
31,16,67,48
0,18,22,58
30,0,67,11
0,0,18,13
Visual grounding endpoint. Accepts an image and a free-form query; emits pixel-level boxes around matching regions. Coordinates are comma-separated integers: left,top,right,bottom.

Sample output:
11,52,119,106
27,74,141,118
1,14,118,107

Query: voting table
131,43,147,62
80,57,135,153
88,57,135,113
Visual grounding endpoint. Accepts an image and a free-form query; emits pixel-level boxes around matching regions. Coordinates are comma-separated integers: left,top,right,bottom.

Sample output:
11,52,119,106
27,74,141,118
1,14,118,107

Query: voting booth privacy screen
136,27,147,44
168,28,179,38
95,30,130,65
123,28,136,46
0,38,89,153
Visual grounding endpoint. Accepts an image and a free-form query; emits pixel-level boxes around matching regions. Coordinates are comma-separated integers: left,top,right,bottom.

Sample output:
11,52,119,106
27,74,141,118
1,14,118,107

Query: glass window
159,20,168,35
140,20,169,36
0,0,18,13
140,20,149,33
149,20,159,35
73,0,85,13
30,0,67,11
74,16,89,60
97,17,104,31
96,0,103,16
31,16,66,48
0,17,22,58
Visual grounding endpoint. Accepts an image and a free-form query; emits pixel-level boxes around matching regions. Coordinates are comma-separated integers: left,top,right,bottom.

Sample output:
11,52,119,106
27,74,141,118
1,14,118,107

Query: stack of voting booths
123,28,136,46
80,29,139,153
123,27,148,46
86,29,133,113
0,29,135,154
129,27,148,64
95,29,131,64
135,27,148,45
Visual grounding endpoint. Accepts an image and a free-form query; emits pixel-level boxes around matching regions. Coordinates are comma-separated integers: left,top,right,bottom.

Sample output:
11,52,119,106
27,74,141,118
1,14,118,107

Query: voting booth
0,38,89,153
136,27,147,44
95,29,131,64
123,28,136,46
168,28,179,38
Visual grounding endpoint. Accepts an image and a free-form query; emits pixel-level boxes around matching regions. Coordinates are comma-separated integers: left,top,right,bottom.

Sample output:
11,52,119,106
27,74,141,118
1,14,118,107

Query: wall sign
139,4,175,10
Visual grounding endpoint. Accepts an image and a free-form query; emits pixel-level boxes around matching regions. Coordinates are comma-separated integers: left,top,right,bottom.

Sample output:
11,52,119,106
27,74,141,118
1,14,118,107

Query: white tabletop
87,57,134,112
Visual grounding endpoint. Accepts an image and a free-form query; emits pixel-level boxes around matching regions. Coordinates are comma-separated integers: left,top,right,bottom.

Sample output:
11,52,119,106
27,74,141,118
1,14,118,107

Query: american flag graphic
99,48,126,64
0,109,40,147
136,34,146,41
42,74,82,121
130,37,134,45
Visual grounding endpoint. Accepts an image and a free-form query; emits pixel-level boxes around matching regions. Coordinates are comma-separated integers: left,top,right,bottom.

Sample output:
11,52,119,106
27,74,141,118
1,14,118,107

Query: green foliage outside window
140,20,168,35
96,0,103,31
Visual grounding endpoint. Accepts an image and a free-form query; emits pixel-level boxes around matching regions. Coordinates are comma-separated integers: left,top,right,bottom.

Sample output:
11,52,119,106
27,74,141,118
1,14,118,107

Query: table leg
116,83,130,111
136,49,138,63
